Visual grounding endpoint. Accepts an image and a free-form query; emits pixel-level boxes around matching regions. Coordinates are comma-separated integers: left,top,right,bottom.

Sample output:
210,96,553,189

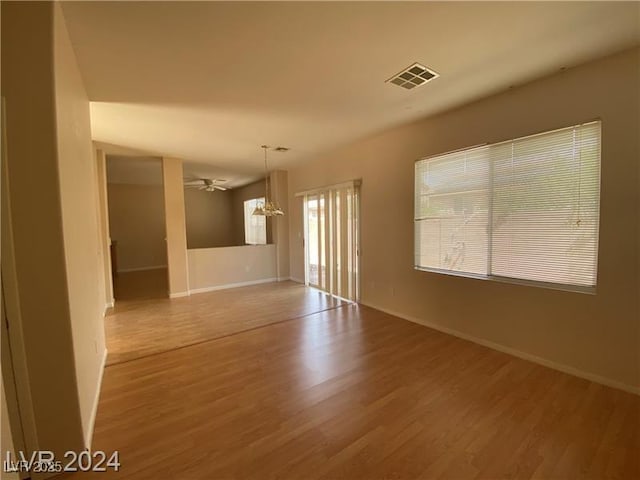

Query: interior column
162,157,189,297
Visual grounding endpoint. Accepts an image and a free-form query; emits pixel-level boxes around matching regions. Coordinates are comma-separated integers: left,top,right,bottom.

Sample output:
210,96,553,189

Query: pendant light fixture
253,145,284,217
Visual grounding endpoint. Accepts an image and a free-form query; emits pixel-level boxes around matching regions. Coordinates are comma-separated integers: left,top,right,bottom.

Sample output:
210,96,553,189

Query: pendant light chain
264,145,270,205
252,145,285,217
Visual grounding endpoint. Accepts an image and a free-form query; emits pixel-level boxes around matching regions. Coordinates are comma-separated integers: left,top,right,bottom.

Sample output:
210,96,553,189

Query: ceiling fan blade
185,179,229,191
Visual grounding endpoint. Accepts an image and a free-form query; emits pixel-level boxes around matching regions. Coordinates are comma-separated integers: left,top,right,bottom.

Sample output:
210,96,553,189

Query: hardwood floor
72,284,638,479
106,280,343,365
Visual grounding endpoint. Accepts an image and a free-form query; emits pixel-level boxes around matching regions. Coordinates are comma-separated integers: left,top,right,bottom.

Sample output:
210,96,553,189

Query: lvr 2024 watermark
3,450,120,473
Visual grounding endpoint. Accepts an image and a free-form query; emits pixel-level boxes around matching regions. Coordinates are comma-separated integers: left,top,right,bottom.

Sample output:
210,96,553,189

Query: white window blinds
415,121,601,290
244,197,266,245
300,182,360,301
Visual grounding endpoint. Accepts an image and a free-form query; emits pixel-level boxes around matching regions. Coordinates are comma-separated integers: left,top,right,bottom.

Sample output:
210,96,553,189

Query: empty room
1,1,638,479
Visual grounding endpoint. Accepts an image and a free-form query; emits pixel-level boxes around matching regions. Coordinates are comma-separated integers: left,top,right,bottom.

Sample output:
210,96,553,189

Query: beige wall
107,182,167,272
288,48,640,391
271,170,290,280
188,245,277,293
54,2,108,445
184,188,235,248
0,371,19,480
231,179,273,245
95,149,114,306
1,81,38,467
1,1,96,458
163,158,190,297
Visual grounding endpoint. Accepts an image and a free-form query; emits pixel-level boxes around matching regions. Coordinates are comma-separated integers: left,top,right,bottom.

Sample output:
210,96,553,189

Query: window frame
414,120,601,295
243,197,267,245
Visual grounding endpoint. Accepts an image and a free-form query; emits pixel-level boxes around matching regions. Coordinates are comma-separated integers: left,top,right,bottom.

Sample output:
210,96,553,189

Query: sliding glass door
303,183,359,301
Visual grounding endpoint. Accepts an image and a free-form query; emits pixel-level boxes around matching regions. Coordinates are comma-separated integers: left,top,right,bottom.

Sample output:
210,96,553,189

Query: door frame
1,96,40,476
300,181,360,302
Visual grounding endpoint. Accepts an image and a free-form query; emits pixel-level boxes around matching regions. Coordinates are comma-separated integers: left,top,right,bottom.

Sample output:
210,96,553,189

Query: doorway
105,156,168,302
303,182,360,302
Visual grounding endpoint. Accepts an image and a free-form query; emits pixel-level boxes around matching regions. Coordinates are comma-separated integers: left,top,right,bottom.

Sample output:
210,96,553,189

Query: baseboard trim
360,301,639,396
86,347,108,450
189,277,277,295
169,291,190,299
289,276,305,284
117,265,167,273
103,299,114,316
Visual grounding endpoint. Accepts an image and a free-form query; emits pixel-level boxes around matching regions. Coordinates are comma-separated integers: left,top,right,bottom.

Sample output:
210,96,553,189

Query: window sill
414,266,596,295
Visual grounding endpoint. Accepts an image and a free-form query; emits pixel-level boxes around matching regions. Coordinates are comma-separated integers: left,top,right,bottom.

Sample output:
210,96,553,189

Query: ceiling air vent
386,63,439,90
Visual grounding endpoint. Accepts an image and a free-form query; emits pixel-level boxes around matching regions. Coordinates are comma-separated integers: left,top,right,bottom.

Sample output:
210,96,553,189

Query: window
301,182,360,301
414,121,601,291
244,197,266,245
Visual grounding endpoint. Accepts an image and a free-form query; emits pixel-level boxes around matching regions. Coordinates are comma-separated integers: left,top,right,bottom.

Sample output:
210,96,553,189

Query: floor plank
69,284,638,479
106,280,343,364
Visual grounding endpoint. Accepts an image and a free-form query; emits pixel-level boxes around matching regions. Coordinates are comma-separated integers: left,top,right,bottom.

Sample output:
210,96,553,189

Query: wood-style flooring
106,278,343,365
74,283,637,479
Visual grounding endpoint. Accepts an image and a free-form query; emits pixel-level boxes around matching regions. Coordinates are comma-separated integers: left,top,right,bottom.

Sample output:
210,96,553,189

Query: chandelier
253,145,284,217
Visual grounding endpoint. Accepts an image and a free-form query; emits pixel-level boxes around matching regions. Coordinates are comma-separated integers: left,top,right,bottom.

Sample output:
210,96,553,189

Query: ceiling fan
184,178,228,192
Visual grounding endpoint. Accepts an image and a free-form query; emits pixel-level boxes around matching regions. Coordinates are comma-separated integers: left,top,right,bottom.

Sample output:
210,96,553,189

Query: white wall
288,47,640,392
188,245,277,293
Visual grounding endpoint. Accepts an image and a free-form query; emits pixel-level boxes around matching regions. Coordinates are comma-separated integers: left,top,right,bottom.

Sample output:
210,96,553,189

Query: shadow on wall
105,156,274,278
184,179,273,249
106,156,168,273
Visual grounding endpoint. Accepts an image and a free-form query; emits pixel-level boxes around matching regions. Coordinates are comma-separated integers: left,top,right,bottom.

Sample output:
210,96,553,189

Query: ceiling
106,155,254,188
62,1,640,185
